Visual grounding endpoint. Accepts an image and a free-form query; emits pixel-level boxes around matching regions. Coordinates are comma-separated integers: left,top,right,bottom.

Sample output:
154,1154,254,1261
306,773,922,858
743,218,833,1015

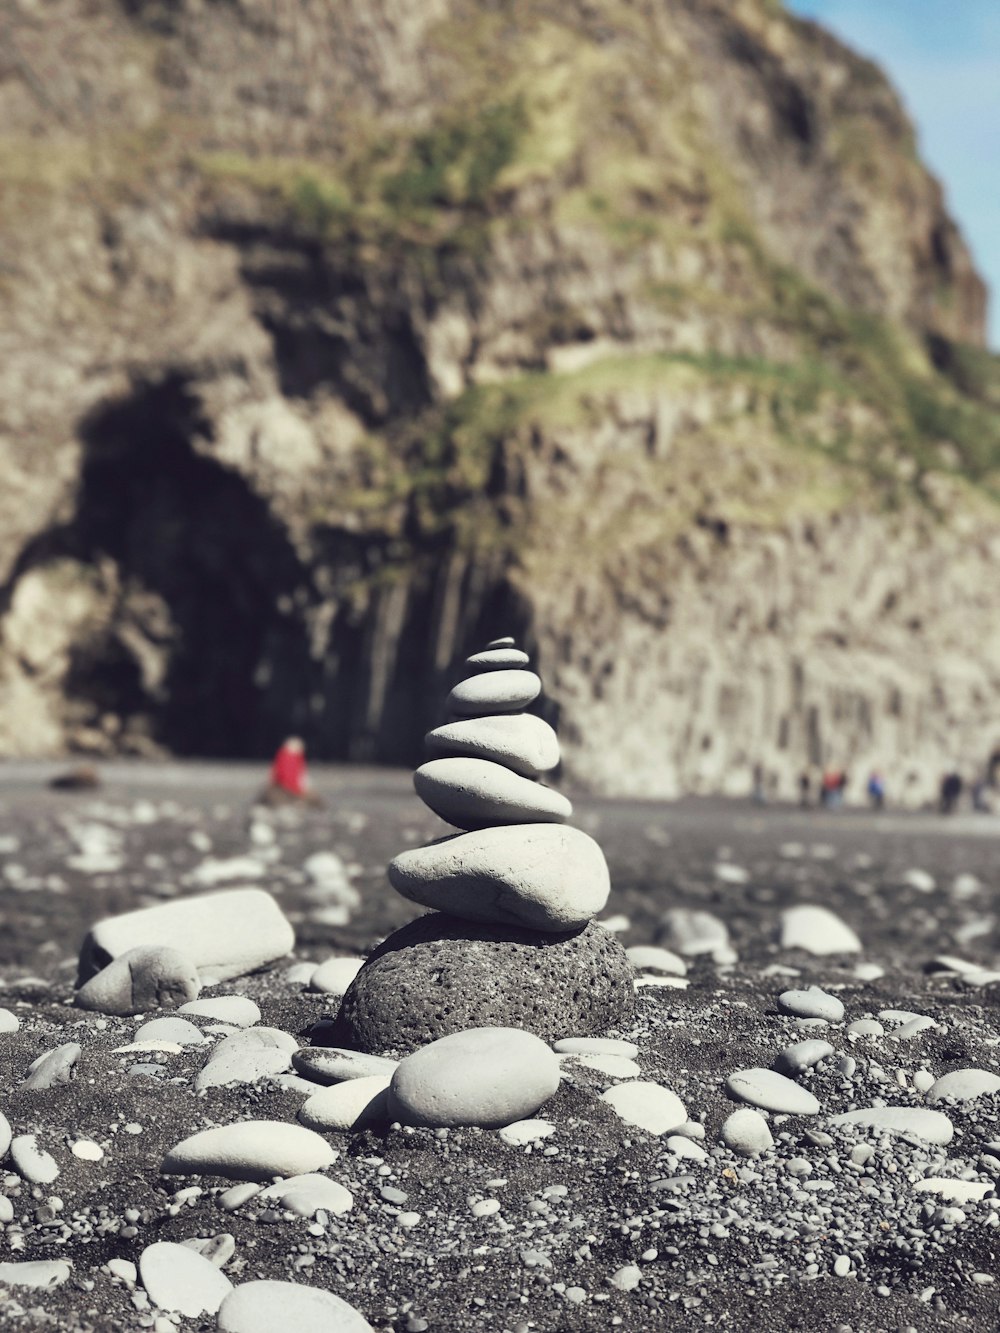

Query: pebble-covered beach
0,762,999,1332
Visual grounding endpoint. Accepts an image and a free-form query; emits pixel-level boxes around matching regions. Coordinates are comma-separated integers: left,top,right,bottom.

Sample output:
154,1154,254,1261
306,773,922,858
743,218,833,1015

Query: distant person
820,768,842,809
49,764,101,792
798,769,811,808
262,737,322,807
752,762,767,805
866,770,885,811
939,770,963,815
989,746,1000,789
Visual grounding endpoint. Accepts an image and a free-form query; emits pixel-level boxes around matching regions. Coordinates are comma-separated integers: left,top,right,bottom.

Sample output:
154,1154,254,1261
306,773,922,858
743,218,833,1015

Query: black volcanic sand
0,761,999,1332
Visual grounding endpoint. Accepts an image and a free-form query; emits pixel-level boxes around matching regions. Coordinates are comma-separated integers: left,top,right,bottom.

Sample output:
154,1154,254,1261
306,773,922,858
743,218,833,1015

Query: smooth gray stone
0,1111,10,1158
465,648,530,670
195,1045,291,1092
626,946,687,977
727,1069,820,1115
927,1069,1000,1102
292,1047,398,1085
10,1134,59,1183
179,996,261,1027
829,1106,953,1144
425,713,560,778
0,1260,71,1288
388,1027,560,1129
388,824,608,931
134,1016,206,1046
76,946,200,1016
139,1241,233,1318
217,1280,374,1333
447,669,541,716
181,1233,236,1268
846,1019,885,1038
721,1108,774,1156
161,1121,337,1181
659,908,729,957
777,986,845,1022
779,905,861,955
298,1076,391,1131
414,758,571,830
23,1042,80,1090
774,1040,834,1075
78,888,295,985
258,1174,353,1217
600,1082,687,1135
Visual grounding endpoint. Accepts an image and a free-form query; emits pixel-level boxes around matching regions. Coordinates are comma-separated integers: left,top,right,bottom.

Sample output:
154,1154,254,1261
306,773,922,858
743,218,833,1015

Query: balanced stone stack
333,638,634,1053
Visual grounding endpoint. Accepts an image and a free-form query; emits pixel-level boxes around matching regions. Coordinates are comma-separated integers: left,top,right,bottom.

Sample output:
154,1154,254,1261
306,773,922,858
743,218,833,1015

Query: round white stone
134,1016,206,1046
178,996,261,1027
139,1242,232,1318
625,946,686,977
600,1082,687,1136
161,1121,337,1181
292,1047,398,1085
71,1139,104,1161
413,758,571,830
774,1040,834,1075
0,1112,11,1159
389,824,607,931
779,905,861,955
308,957,365,997
660,909,729,956
829,1106,953,1144
10,1134,60,1184
389,1028,560,1129
726,1069,820,1115
425,713,560,778
721,1108,774,1156
777,987,844,1022
498,1119,555,1147
927,1069,1000,1102
0,1260,71,1289
259,1174,354,1217
447,669,541,715
912,1178,994,1203
217,1280,374,1333
0,1008,20,1033
298,1076,392,1132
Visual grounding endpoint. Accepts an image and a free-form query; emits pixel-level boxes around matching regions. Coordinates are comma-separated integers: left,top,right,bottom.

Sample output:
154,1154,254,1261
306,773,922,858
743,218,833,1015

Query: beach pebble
721,1108,774,1156
259,1174,353,1217
0,1260,71,1288
79,888,295,984
727,1069,820,1115
293,1047,398,1085
465,647,530,670
447,669,541,715
308,957,366,997
903,868,936,893
553,1037,639,1058
389,1028,559,1129
23,1042,80,1090
426,713,560,778
853,962,884,982
927,1069,1000,1103
890,1016,937,1040
71,1139,104,1161
666,1135,708,1163
600,1082,686,1135
829,1107,953,1144
779,905,861,955
107,1257,137,1283
335,915,633,1052
414,758,571,830
182,1234,236,1268
179,996,261,1027
75,946,200,1016
10,1134,59,1183
567,1054,641,1080
161,1121,337,1180
0,1008,20,1033
777,986,844,1022
846,1019,884,1038
658,909,729,957
196,1031,293,1091
912,1178,994,1203
389,824,608,931
219,1183,262,1212
0,1112,11,1157
139,1242,232,1317
499,1119,555,1147
134,1016,205,1046
217,1280,374,1333
299,1076,392,1131
609,1265,641,1292
774,1039,834,1075
625,946,686,977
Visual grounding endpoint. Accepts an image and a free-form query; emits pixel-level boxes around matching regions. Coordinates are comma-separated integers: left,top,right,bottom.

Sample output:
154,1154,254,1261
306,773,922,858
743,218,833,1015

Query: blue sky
786,0,999,347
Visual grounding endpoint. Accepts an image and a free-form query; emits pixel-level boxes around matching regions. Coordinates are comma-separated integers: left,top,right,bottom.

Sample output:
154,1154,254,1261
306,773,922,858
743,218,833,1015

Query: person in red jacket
263,737,322,806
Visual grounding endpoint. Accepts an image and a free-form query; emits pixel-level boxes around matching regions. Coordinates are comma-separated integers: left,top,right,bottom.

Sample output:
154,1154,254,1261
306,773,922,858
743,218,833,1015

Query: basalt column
334,638,634,1054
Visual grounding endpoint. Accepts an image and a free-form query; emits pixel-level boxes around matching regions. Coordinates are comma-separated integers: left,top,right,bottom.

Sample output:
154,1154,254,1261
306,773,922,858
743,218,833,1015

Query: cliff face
0,0,997,798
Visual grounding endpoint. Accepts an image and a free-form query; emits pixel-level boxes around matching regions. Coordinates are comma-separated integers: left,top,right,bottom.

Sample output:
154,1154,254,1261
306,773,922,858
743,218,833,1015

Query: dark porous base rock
331,913,634,1054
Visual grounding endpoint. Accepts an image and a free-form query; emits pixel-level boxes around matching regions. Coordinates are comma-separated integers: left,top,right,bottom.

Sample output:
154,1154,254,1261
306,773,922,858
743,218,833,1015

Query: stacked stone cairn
333,637,634,1054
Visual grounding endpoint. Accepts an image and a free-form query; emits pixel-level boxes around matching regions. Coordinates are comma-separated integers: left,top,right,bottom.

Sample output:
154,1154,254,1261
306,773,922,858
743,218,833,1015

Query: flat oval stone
388,825,608,932
414,758,571,831
75,946,200,1016
846,1019,884,1039
625,946,687,977
779,905,861,955
78,887,294,985
499,1119,555,1147
777,987,845,1022
0,1009,21,1033
139,1241,232,1318
912,1178,994,1203
425,714,560,777
178,996,261,1027
727,1069,820,1115
829,1106,953,1144
447,669,541,715
10,1134,59,1183
774,1040,834,1075
721,1108,774,1156
927,1069,1000,1102
259,1174,353,1217
0,1112,11,1158
308,957,365,997
553,1038,639,1058
161,1121,337,1181
601,1082,686,1136
0,1260,71,1289
134,1016,206,1046
298,1076,392,1131
217,1280,374,1333
465,648,530,670
333,915,634,1053
388,1027,560,1129
292,1048,398,1085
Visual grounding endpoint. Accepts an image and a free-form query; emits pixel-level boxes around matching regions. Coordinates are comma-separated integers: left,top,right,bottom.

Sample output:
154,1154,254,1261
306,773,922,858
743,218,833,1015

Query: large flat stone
332,914,634,1054
414,758,571,830
78,888,294,984
388,824,609,931
425,713,560,777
